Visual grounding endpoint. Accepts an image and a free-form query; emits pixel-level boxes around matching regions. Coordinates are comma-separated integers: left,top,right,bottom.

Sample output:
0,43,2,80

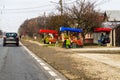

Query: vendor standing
66,37,71,48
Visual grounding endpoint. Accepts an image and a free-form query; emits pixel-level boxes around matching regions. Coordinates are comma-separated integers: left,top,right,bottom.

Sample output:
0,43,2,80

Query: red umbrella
39,29,58,34
94,28,112,32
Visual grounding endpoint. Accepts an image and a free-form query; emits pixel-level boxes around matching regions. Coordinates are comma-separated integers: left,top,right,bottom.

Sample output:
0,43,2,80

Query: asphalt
0,38,67,80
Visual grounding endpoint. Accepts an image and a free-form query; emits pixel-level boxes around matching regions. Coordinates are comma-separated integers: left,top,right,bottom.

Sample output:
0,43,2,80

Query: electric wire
1,4,52,11
0,0,77,14
0,4,56,14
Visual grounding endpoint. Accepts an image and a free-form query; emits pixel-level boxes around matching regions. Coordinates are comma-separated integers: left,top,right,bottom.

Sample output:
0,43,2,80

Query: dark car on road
3,32,19,46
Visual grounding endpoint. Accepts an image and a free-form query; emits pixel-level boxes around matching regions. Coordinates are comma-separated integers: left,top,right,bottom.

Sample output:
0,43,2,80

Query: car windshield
6,33,17,37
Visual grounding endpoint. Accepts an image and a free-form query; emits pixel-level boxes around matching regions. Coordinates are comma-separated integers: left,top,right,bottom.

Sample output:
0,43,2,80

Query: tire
16,43,19,46
3,38,6,46
3,43,6,46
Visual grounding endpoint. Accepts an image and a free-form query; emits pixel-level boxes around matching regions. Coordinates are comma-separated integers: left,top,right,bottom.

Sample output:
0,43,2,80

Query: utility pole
59,0,63,15
50,0,63,15
1,5,5,14
43,12,46,29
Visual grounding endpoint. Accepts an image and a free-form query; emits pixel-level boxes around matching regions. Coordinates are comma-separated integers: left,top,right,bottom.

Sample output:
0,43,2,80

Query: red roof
39,29,58,34
94,28,112,32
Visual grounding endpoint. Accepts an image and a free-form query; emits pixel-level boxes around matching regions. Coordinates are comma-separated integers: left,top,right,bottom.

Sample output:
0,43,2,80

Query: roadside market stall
60,26,83,48
94,27,112,46
39,29,58,44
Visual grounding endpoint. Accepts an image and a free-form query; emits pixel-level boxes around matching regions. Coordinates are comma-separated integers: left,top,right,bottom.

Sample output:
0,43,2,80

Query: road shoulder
21,40,120,80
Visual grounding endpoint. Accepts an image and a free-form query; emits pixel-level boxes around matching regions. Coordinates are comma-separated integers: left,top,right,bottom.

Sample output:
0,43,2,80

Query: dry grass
21,40,120,80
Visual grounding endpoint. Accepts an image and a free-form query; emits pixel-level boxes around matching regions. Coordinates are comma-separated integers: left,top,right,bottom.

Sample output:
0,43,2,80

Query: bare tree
19,16,47,37
0,30,3,35
66,0,104,42
47,14,71,30
19,19,29,35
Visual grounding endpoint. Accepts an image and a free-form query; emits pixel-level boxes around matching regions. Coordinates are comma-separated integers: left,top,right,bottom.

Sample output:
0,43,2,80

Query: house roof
102,22,120,28
106,10,120,21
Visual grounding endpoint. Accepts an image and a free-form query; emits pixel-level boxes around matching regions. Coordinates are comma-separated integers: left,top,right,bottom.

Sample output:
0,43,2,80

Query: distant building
61,10,120,46
85,13,105,44
105,10,120,22
101,10,120,46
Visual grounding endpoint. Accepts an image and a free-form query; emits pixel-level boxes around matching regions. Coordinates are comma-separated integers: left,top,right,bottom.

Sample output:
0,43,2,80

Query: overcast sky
0,0,120,32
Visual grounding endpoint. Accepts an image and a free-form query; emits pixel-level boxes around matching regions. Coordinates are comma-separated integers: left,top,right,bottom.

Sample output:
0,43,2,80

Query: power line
1,4,52,11
0,4,57,14
1,8,57,14
0,1,77,14
63,0,77,4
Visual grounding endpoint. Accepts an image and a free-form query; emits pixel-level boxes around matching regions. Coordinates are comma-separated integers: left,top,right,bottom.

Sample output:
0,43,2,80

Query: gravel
21,40,120,80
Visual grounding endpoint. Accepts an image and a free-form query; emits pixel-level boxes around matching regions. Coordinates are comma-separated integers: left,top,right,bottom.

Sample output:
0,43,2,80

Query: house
105,10,120,21
85,14,105,44
102,10,120,46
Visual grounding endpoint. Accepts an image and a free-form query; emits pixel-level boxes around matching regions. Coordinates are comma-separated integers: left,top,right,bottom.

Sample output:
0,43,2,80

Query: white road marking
37,59,42,63
48,71,57,77
30,54,35,56
39,62,45,66
43,66,51,70
21,42,66,80
55,79,62,80
31,54,36,57
34,57,39,60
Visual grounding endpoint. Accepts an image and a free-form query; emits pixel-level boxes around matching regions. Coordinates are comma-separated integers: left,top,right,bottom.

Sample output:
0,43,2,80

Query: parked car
3,32,19,46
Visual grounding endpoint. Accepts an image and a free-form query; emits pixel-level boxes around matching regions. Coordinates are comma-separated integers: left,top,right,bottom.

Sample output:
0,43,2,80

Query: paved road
0,39,53,80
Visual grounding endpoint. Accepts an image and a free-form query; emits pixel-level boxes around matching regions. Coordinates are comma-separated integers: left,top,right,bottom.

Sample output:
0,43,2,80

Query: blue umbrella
60,26,82,33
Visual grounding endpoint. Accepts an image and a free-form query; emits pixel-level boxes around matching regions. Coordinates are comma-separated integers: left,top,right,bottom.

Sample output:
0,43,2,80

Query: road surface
0,38,63,80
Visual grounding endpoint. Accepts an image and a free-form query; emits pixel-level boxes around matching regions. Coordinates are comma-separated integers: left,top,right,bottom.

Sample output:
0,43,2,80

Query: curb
26,40,120,54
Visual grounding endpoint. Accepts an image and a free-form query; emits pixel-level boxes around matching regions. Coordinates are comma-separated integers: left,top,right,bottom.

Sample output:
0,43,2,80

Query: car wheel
3,43,6,46
16,43,19,46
